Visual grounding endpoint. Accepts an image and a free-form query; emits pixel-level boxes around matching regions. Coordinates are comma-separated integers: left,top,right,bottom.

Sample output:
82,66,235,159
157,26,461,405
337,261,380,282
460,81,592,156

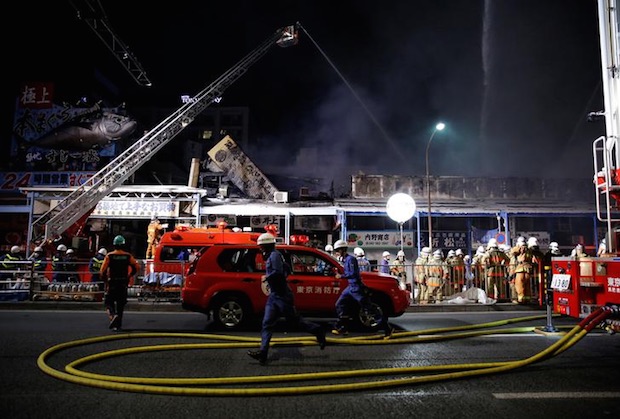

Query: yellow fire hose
37,311,609,396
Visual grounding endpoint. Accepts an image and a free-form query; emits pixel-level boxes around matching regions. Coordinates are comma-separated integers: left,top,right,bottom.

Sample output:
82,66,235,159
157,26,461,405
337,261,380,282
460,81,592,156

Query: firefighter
527,237,545,304
247,233,326,365
426,249,447,303
379,251,391,274
512,238,540,304
471,246,486,288
29,246,48,273
391,250,408,288
51,244,68,283
414,247,430,304
331,239,393,338
100,235,140,331
64,248,80,283
89,248,107,291
451,249,466,293
146,215,164,259
354,247,371,272
484,238,509,300
1,246,24,289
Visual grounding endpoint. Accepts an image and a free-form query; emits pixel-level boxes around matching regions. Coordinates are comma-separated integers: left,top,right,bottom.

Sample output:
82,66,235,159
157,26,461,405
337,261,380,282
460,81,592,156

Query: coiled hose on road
37,310,614,396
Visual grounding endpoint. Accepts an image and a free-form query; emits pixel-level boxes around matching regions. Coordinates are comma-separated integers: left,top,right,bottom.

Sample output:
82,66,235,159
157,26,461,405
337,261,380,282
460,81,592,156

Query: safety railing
0,259,185,303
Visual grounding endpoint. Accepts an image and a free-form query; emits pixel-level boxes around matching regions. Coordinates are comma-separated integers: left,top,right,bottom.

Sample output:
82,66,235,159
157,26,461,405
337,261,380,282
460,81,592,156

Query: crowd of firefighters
0,244,108,296
0,232,588,305
334,236,574,305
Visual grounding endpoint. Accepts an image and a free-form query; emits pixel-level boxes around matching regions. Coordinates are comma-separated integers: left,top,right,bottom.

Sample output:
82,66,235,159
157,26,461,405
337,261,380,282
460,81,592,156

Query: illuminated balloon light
386,193,416,223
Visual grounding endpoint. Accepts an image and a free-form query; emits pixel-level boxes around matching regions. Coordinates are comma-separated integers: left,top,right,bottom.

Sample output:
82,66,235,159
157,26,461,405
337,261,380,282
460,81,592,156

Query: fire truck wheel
211,294,251,330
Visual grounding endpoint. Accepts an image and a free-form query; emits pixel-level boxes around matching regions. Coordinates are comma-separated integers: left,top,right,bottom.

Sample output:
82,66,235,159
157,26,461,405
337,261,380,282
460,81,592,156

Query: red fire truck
551,0,620,331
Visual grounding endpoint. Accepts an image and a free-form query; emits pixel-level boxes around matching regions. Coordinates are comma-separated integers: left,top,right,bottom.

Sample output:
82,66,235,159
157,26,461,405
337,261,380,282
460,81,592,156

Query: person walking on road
100,235,140,331
247,233,326,365
331,240,393,338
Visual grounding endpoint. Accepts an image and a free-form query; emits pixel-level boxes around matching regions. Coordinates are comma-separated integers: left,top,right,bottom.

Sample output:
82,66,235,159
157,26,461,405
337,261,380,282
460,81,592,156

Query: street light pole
425,122,445,252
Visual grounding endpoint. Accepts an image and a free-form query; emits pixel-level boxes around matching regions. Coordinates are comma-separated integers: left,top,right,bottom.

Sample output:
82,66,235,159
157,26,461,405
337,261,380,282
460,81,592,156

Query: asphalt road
1,308,619,419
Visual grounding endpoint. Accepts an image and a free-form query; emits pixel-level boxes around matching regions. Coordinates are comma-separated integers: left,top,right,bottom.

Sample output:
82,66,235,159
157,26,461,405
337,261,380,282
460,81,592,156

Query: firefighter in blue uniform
331,239,394,338
247,233,326,365
100,236,139,331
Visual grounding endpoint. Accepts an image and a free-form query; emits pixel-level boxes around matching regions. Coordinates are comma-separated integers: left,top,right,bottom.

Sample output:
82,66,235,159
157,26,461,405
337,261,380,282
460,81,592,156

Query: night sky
4,1,604,190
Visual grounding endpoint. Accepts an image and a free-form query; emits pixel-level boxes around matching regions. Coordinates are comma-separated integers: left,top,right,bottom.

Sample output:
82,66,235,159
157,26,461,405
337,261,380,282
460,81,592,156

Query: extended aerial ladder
592,0,620,253
69,0,153,87
30,24,300,245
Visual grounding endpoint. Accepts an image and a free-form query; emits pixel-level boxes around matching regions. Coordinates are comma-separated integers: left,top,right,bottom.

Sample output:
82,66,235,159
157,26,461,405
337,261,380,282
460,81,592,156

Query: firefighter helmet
397,250,405,257
549,242,559,249
354,247,365,256
10,245,20,254
324,244,334,252
455,249,464,256
382,251,391,257
487,238,498,249
257,233,276,245
448,250,456,257
476,245,485,254
98,248,108,256
56,244,67,252
516,236,526,246
34,246,44,253
421,247,431,254
113,235,126,246
334,239,348,250
527,237,538,248
433,249,443,258
66,249,74,255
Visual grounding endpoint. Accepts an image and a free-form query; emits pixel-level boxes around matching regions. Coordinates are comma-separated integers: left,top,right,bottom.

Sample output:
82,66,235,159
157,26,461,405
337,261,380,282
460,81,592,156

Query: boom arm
30,24,299,244
70,0,153,87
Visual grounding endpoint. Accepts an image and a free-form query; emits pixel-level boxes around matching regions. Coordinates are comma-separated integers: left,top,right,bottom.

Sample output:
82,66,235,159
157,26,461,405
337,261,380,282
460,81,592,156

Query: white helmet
397,250,405,257
98,248,108,256
354,247,365,256
549,242,559,249
257,233,276,245
476,245,485,255
10,245,21,254
334,239,348,250
516,236,526,246
433,249,443,258
66,249,75,255
324,244,334,252
447,250,456,257
527,237,538,248
421,247,431,255
487,238,498,249
57,244,67,252
382,251,391,257
34,246,44,253
455,249,463,256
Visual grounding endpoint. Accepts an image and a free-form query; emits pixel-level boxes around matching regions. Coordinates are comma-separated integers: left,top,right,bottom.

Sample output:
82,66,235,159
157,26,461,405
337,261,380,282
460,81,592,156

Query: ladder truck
28,24,300,247
551,0,620,330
